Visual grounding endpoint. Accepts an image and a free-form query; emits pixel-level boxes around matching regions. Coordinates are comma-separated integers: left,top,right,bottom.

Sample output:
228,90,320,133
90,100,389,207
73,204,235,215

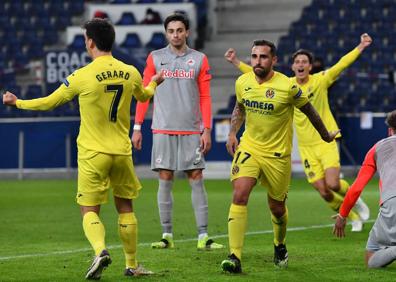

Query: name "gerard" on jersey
96,70,130,82
161,69,195,79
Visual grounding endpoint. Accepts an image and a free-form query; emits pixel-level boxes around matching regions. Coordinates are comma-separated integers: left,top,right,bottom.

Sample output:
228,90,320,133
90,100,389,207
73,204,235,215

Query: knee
318,188,333,201
159,170,174,181
187,170,203,181
232,189,249,205
326,181,340,192
270,205,285,218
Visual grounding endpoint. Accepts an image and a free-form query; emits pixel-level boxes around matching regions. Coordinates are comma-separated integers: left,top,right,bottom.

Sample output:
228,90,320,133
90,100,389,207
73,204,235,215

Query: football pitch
1,178,395,281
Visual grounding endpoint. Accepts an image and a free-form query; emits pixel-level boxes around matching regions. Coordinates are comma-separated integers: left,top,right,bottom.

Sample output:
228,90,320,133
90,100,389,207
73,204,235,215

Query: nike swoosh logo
244,87,252,91
160,62,168,65
228,218,234,222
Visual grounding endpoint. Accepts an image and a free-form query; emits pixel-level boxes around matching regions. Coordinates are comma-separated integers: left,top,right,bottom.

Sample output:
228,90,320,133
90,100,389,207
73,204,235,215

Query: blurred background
0,0,394,179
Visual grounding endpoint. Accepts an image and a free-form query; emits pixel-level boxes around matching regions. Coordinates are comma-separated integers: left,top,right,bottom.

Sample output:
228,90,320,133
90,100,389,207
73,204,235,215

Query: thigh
77,151,112,206
110,155,142,200
230,147,261,183
320,141,340,171
151,133,177,171
299,144,324,183
259,156,291,202
178,134,205,171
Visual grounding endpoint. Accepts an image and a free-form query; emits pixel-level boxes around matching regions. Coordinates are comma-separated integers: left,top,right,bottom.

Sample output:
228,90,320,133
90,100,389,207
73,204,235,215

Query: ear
185,29,190,38
388,127,394,136
272,55,278,65
88,38,95,50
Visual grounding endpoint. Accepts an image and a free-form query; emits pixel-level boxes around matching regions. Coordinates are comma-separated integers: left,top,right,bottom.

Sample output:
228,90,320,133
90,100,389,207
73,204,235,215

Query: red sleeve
198,55,212,129
135,53,156,124
339,145,377,217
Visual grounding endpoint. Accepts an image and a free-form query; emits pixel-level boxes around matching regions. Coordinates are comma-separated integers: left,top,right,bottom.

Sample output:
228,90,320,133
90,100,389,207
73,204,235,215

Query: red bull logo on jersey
161,69,195,79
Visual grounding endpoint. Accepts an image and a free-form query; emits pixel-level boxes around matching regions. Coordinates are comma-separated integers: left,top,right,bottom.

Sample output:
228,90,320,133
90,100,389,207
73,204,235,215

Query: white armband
133,124,141,131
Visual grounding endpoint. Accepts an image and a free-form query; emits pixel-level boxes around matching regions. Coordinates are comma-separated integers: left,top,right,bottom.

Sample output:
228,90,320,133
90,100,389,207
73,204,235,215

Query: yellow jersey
16,55,157,157
238,48,361,146
291,48,361,146
236,71,308,157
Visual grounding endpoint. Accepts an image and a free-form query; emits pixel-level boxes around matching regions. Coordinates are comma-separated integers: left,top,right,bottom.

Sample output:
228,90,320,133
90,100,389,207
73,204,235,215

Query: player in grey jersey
132,13,223,250
334,110,396,268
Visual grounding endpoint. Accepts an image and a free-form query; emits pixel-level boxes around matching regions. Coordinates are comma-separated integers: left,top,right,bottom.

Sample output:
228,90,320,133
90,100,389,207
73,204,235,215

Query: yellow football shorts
298,140,340,183
230,147,291,202
77,151,142,206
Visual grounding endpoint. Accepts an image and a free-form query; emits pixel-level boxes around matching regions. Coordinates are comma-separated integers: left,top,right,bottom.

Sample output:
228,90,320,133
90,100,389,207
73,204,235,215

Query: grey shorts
366,197,396,252
151,133,206,171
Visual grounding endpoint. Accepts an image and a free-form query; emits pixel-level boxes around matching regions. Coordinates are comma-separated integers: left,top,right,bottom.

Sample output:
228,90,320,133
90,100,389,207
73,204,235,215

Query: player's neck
91,49,112,60
170,44,188,56
296,76,309,85
255,70,274,84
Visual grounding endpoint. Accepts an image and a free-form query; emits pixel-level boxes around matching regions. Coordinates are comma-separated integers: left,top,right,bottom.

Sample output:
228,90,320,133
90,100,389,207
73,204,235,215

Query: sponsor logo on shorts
156,156,162,164
308,171,315,178
231,165,239,175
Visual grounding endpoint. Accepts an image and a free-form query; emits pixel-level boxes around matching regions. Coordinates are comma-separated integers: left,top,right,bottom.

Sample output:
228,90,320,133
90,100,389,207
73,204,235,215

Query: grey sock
158,179,173,234
190,178,208,235
368,247,396,268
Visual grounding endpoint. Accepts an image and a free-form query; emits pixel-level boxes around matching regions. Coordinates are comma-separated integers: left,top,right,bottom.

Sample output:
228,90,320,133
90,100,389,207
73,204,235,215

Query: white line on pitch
0,220,374,261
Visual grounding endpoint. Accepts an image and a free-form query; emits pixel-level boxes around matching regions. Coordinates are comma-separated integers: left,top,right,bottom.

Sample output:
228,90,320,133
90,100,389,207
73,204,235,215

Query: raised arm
325,33,372,83
224,48,253,74
299,102,339,142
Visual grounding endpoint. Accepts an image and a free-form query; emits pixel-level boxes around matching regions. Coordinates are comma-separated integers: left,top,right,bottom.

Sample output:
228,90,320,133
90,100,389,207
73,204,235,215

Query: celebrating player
3,18,163,280
132,13,223,250
334,110,396,268
225,33,373,232
220,39,338,273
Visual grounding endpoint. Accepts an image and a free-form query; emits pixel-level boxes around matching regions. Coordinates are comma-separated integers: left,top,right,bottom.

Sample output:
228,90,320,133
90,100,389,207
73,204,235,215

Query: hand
224,48,240,67
151,72,164,86
132,130,143,150
323,129,341,143
3,91,17,106
358,33,372,51
200,128,212,154
226,133,238,157
332,214,347,238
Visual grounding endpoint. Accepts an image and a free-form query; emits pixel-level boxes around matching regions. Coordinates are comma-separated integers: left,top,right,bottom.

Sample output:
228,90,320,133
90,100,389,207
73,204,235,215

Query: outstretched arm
333,145,377,238
224,48,253,74
325,33,373,83
299,102,339,142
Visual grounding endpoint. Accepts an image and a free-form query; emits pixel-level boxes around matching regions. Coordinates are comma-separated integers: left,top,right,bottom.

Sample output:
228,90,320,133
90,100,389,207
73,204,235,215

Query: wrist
133,124,141,131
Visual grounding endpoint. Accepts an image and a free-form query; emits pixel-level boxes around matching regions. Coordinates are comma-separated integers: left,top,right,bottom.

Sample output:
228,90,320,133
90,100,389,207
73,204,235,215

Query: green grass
0,178,395,281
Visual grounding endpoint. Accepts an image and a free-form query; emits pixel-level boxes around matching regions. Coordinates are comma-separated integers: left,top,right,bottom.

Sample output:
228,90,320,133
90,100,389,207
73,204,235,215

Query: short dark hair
164,13,190,30
83,18,115,52
386,110,396,130
252,39,277,56
292,49,314,64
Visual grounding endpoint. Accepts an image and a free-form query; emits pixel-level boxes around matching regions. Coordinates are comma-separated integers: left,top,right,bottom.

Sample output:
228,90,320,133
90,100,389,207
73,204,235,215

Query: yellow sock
82,211,106,256
347,210,361,221
327,191,344,212
228,203,247,260
118,213,138,269
338,179,350,196
271,208,288,246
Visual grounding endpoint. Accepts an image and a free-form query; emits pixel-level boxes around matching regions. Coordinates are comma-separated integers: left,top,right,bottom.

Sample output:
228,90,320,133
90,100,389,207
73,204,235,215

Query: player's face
84,33,93,57
251,45,276,79
166,21,189,49
292,54,312,79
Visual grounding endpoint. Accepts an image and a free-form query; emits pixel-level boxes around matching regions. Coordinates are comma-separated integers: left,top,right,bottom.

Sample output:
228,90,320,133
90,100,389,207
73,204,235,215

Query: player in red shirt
334,110,396,268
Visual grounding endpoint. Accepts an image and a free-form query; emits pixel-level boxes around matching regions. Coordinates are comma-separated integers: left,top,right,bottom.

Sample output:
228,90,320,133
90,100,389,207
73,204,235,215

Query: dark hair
83,18,115,52
386,110,396,130
252,39,277,56
164,13,189,31
292,49,314,64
